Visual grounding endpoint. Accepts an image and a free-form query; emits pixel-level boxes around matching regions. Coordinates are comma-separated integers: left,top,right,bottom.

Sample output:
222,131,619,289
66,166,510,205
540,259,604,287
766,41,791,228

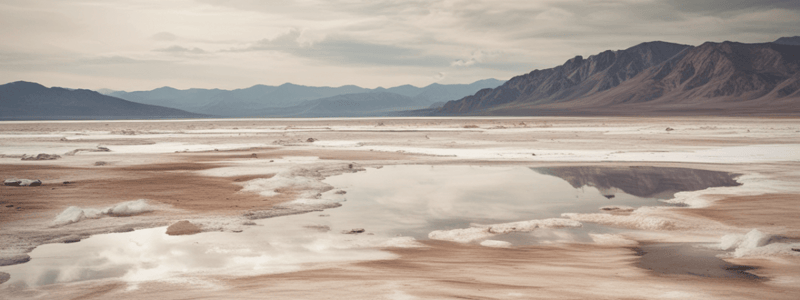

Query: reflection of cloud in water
324,165,692,240
1,226,396,288
326,165,581,225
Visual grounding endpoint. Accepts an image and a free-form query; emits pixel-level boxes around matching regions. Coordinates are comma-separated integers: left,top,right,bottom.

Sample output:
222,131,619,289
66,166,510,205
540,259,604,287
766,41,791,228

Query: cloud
151,32,179,41
79,56,165,65
228,29,451,67
450,50,500,67
663,0,800,15
154,45,207,54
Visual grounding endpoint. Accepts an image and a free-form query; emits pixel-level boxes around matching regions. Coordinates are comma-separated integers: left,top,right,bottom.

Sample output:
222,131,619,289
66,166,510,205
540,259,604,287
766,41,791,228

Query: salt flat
1,117,799,299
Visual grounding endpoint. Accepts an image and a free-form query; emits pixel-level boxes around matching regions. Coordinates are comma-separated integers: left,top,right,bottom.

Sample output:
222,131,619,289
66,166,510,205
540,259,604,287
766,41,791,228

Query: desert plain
1,116,799,299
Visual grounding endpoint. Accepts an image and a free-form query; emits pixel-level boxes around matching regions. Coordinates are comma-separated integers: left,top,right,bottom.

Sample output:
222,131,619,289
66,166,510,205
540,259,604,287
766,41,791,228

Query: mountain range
0,81,203,120
435,37,800,116
3,36,799,120
107,79,505,117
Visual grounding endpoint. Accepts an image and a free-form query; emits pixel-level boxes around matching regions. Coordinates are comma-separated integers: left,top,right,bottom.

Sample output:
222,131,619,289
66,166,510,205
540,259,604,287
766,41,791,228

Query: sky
0,0,798,91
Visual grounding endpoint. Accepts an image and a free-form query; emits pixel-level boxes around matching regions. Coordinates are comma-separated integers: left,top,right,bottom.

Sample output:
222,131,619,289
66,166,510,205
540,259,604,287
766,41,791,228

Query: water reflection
1,224,395,288
531,166,741,199
322,165,660,239
0,165,740,288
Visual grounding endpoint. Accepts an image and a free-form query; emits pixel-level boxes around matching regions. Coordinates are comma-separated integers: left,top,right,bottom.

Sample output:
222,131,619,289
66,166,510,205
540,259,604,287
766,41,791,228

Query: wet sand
1,117,799,299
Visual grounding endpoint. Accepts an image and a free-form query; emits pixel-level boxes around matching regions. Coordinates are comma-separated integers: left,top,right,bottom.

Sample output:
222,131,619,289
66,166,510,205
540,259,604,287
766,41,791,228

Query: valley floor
1,117,799,299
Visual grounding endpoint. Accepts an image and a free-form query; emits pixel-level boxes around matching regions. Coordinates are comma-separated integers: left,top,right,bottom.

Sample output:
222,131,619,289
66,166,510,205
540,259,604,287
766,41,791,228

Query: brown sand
682,194,800,238
0,162,284,223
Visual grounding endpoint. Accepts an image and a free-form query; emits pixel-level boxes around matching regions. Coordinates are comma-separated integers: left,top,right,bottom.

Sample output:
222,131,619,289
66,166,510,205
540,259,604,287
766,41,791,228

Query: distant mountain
109,79,504,117
0,81,204,120
111,86,228,114
200,83,369,117
436,39,800,116
95,88,118,95
258,92,430,117
774,36,800,46
411,79,506,104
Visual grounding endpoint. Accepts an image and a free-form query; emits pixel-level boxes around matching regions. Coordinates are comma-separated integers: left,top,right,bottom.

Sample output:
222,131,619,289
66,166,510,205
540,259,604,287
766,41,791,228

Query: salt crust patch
480,240,512,248
589,234,638,246
198,156,320,177
664,173,792,208
52,199,155,226
103,142,265,154
241,173,349,220
715,229,800,258
428,227,494,243
312,140,364,147
599,205,635,212
240,166,332,198
562,208,678,231
428,218,582,243
379,237,427,248
358,144,800,163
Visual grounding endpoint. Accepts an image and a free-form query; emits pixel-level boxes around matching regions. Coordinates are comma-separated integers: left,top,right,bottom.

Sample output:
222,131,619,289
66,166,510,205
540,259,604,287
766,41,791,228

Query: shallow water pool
0,165,739,288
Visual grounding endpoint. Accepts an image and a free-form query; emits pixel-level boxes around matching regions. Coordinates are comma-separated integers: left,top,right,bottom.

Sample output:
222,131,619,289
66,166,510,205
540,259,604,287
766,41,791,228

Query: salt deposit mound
428,227,494,243
589,234,638,246
21,153,60,160
52,199,156,226
241,172,332,198
166,220,202,236
379,237,427,248
429,218,582,243
717,229,800,258
480,240,512,248
561,210,677,231
4,178,42,186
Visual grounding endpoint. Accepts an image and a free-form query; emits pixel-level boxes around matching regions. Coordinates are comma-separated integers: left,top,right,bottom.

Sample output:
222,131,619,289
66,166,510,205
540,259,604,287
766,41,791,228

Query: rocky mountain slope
0,81,203,120
437,39,800,115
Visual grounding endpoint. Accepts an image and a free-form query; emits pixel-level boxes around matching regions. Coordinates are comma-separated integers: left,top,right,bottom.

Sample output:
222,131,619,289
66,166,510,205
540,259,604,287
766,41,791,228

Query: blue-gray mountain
437,38,800,116
774,36,800,46
0,81,203,120
254,92,432,118
109,79,505,117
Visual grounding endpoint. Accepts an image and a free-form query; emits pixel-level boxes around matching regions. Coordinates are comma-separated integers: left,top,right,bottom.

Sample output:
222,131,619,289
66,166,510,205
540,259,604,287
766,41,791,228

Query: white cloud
154,45,207,54
151,32,178,41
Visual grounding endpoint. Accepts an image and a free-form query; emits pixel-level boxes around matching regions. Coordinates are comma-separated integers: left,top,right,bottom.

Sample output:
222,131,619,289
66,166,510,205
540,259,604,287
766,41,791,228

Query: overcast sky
1,0,798,91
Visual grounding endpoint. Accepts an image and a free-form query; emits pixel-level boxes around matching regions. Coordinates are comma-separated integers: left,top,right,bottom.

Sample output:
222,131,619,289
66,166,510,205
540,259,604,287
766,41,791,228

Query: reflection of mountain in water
531,166,741,199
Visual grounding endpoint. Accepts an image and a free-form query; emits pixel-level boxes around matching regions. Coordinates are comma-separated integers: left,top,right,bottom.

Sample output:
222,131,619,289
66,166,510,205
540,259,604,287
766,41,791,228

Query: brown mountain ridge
437,38,800,116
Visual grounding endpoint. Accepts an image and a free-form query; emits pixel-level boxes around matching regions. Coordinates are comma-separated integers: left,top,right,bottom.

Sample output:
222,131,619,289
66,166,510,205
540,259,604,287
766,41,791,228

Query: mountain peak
153,86,179,92
774,36,800,46
3,81,46,89
278,82,303,88
470,78,502,85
